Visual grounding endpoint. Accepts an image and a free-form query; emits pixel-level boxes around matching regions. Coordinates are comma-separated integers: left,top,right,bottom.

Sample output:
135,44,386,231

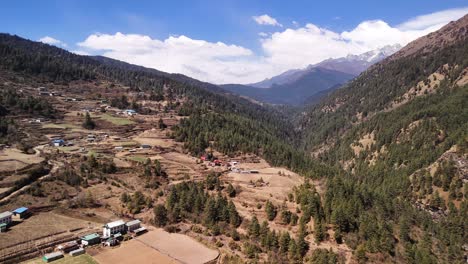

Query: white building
126,219,141,233
0,211,12,225
123,109,137,116
103,220,126,237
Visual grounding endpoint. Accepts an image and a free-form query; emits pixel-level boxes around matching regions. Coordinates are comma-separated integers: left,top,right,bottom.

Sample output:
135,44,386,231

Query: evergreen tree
265,200,277,221
82,112,96,129
248,216,260,238
153,204,168,227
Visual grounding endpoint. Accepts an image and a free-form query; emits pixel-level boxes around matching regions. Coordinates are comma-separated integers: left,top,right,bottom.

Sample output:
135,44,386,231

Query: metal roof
13,207,28,214
0,211,12,219
105,220,125,228
81,233,100,240
126,219,141,226
44,252,63,259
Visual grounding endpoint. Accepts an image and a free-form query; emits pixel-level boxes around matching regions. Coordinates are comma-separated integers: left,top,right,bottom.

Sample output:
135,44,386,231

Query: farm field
0,212,100,250
22,254,98,264
99,114,135,125
135,229,219,264
0,148,44,172
91,238,178,264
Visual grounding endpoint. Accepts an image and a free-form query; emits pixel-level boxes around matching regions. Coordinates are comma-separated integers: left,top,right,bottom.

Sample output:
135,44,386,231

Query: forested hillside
297,14,468,263
0,14,467,263
0,33,323,176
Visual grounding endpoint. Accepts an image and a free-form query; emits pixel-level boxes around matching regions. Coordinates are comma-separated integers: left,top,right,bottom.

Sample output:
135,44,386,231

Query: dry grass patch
92,238,178,264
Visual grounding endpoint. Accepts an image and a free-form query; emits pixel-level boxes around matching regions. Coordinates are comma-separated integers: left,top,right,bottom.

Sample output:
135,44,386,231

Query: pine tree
82,112,96,129
158,117,167,129
153,204,168,227
265,200,277,221
228,201,241,227
279,231,291,254
314,218,326,243
203,197,217,227
226,183,236,197
248,216,260,238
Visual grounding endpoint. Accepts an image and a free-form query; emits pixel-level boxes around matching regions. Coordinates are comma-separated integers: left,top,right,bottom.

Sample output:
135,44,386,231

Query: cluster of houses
42,219,146,262
199,157,259,174
38,87,61,97
50,133,105,147
0,207,29,232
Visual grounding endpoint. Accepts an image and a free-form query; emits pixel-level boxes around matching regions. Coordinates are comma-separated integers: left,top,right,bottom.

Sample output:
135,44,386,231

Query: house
250,170,259,174
0,211,12,226
38,87,47,92
114,146,124,151
52,139,65,147
103,220,126,237
57,241,79,253
80,233,101,246
0,223,7,232
126,219,141,233
69,248,85,257
123,109,137,116
103,237,118,247
132,226,147,236
12,207,29,220
87,134,97,142
42,252,63,263
140,144,151,149
214,159,222,166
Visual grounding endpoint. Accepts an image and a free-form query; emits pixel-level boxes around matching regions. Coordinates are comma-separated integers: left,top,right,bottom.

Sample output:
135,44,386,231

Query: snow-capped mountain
249,44,402,88
311,44,402,75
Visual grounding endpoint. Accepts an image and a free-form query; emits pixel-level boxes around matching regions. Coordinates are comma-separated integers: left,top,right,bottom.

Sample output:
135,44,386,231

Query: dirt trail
0,159,61,204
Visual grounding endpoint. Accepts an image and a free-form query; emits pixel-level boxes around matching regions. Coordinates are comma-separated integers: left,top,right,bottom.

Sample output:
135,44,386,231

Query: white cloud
253,14,282,27
74,7,468,84
71,50,90,56
292,21,299,27
397,7,468,30
258,32,268,37
78,32,256,84
38,36,67,47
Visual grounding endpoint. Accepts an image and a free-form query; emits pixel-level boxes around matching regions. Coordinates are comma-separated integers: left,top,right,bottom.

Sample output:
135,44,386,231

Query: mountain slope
0,33,326,177
249,45,400,89
311,44,401,75
224,45,400,105
223,67,354,105
300,14,468,263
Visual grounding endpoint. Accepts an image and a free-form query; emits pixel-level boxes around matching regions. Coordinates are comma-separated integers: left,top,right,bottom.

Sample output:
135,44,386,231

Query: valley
0,11,467,264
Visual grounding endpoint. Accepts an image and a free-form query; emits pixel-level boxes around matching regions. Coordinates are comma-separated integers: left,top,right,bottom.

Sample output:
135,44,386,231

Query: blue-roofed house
12,207,29,220
52,139,65,147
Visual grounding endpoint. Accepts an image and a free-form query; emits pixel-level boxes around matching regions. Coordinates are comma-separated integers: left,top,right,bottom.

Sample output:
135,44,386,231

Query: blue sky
1,1,467,83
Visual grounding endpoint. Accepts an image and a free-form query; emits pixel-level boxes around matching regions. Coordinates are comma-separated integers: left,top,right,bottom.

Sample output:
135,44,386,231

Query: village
0,81,353,264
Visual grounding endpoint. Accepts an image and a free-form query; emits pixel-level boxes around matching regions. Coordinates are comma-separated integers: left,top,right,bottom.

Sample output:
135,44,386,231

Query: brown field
0,212,100,251
0,148,44,172
136,229,219,264
133,128,176,149
92,238,178,264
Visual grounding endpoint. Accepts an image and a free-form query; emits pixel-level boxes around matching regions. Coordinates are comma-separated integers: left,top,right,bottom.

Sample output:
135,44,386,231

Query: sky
1,1,467,84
